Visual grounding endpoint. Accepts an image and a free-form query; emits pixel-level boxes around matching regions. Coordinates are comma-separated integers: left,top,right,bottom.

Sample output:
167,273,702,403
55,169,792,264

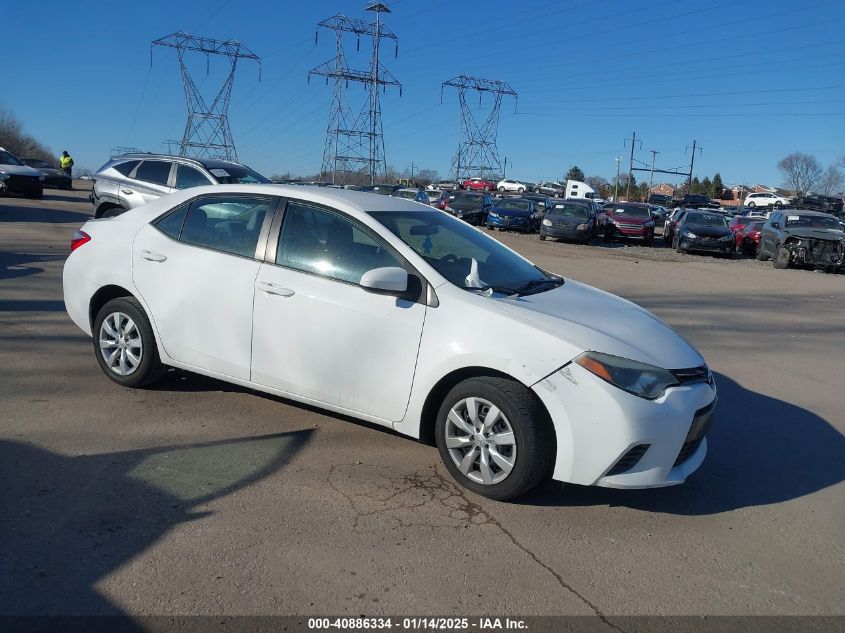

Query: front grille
606,444,650,476
671,365,712,386
674,437,704,467
616,222,643,230
8,175,40,189
674,398,717,467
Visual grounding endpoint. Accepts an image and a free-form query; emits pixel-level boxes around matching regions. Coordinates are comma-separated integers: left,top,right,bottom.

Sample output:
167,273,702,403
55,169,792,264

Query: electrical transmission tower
309,3,401,185
152,31,260,161
441,75,517,182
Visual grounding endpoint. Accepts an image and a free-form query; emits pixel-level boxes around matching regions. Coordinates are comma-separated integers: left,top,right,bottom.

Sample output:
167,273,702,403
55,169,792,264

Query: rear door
132,193,277,379
122,160,175,207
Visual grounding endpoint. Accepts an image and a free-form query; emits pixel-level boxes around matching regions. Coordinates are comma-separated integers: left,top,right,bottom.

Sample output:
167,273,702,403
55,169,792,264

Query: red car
462,177,497,191
735,219,766,255
729,214,766,234
601,202,655,244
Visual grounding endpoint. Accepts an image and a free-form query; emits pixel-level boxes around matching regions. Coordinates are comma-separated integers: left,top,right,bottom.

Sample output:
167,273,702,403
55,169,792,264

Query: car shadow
0,430,313,616
517,372,845,514
41,193,85,204
0,201,90,224
0,299,66,312
0,251,65,281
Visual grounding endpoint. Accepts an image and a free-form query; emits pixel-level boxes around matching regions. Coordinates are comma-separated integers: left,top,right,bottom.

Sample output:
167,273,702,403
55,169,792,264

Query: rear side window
135,161,172,186
174,165,212,190
114,160,139,177
155,204,189,239
179,195,272,258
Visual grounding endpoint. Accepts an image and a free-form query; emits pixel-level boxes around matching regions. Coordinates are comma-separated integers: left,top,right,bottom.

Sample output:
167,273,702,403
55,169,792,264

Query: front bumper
607,223,654,240
532,363,716,488
679,236,734,253
1,174,42,194
540,223,591,240
487,214,529,230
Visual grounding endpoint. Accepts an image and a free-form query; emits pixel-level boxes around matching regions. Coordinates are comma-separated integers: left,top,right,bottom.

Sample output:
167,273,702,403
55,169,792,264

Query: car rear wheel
748,201,756,208
435,377,554,501
517,187,524,193
773,243,791,269
93,297,165,388
498,186,505,192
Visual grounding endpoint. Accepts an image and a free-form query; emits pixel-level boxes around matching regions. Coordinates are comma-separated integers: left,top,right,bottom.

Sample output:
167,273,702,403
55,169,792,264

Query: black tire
643,235,654,246
517,187,524,193
498,186,505,192
674,233,684,253
435,377,555,501
26,188,43,199
756,242,770,261
93,297,165,388
773,243,790,269
539,234,547,241
748,201,756,208
98,206,126,219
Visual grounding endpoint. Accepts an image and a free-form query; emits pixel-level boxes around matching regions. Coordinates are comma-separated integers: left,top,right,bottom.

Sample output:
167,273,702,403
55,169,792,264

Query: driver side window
276,203,403,285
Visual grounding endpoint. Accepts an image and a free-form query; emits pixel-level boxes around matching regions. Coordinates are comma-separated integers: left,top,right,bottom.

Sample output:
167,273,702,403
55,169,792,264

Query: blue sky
5,0,844,186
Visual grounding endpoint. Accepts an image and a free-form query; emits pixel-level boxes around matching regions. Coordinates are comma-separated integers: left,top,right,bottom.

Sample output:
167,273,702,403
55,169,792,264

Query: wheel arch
94,202,126,219
89,284,137,330
416,366,553,446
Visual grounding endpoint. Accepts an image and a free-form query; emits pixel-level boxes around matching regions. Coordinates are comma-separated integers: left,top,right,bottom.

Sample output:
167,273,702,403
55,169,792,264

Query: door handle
141,250,167,263
121,189,134,195
257,281,295,297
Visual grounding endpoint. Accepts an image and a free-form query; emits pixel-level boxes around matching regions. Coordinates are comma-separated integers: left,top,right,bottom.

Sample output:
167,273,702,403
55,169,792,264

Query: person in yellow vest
59,151,74,181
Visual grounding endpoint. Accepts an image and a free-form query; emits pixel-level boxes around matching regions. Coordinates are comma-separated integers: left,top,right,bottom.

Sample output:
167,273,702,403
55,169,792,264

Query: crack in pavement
327,463,625,631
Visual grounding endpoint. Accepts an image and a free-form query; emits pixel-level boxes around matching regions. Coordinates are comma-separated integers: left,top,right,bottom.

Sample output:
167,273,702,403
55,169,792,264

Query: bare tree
584,175,608,190
777,152,822,195
0,105,54,163
818,164,843,196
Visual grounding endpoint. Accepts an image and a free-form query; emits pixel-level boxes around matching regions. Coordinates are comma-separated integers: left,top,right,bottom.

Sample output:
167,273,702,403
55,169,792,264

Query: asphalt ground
0,186,843,621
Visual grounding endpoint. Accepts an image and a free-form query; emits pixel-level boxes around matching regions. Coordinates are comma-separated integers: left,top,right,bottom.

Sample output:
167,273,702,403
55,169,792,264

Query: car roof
115,153,248,169
783,209,835,217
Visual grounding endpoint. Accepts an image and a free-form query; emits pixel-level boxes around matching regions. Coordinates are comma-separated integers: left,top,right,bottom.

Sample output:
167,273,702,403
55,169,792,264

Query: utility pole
309,3,401,186
151,32,261,160
442,75,517,182
647,149,660,201
503,156,508,178
624,131,641,200
614,156,622,202
686,140,701,192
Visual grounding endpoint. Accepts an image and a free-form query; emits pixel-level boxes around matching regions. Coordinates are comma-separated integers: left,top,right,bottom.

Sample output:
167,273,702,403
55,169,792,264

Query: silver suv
90,153,269,218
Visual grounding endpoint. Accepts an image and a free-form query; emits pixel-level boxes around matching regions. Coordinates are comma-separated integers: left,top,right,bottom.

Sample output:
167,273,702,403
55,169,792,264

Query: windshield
613,205,650,218
785,214,841,230
548,202,588,218
496,200,531,212
208,165,269,185
686,213,727,227
0,150,24,166
371,210,557,293
452,193,482,205
395,190,417,200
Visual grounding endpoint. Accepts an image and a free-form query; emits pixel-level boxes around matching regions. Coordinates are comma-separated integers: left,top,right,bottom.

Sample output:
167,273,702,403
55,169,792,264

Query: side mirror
360,266,408,293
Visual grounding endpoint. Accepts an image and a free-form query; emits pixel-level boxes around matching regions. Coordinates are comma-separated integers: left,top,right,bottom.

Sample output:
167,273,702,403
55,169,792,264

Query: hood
684,224,732,238
546,212,590,225
608,212,649,225
492,207,530,218
0,164,42,177
785,228,845,242
450,200,483,211
492,280,704,370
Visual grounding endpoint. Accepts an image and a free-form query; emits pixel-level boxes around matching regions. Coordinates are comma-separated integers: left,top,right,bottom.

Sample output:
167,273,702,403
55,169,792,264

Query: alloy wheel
444,396,517,485
99,311,143,376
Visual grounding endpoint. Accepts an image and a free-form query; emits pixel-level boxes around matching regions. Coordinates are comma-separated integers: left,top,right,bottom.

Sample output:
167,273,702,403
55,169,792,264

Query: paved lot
1,187,843,618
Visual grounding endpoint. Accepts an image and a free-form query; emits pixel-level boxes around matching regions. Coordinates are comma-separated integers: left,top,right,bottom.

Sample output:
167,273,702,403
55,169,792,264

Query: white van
565,179,596,200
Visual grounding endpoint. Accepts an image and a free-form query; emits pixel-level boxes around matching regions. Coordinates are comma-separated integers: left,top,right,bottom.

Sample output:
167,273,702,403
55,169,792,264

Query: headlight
445,206,454,212
576,223,589,230
38,174,46,181
489,213,499,219
681,230,697,239
574,352,679,400
0,170,8,181
644,221,655,228
720,234,733,241
542,218,552,226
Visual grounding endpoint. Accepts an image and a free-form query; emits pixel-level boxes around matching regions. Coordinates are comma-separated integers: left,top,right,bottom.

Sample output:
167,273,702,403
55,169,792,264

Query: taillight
70,230,91,252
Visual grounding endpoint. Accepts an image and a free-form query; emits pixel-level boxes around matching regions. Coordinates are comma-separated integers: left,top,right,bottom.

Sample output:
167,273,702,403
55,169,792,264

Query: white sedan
496,179,527,193
64,185,716,500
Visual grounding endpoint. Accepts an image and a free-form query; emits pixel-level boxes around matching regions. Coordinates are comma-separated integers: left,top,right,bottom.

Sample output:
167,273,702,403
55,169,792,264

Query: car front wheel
93,297,165,388
435,377,555,501
773,243,791,269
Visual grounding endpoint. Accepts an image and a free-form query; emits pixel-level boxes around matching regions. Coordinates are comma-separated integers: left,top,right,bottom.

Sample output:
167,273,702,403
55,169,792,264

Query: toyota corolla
63,185,716,500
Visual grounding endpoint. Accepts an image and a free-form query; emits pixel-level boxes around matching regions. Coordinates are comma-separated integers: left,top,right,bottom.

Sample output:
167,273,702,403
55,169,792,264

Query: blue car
485,198,539,233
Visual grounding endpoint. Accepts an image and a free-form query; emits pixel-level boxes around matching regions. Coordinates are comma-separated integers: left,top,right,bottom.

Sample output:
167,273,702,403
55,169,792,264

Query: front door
132,194,275,379
251,201,427,423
